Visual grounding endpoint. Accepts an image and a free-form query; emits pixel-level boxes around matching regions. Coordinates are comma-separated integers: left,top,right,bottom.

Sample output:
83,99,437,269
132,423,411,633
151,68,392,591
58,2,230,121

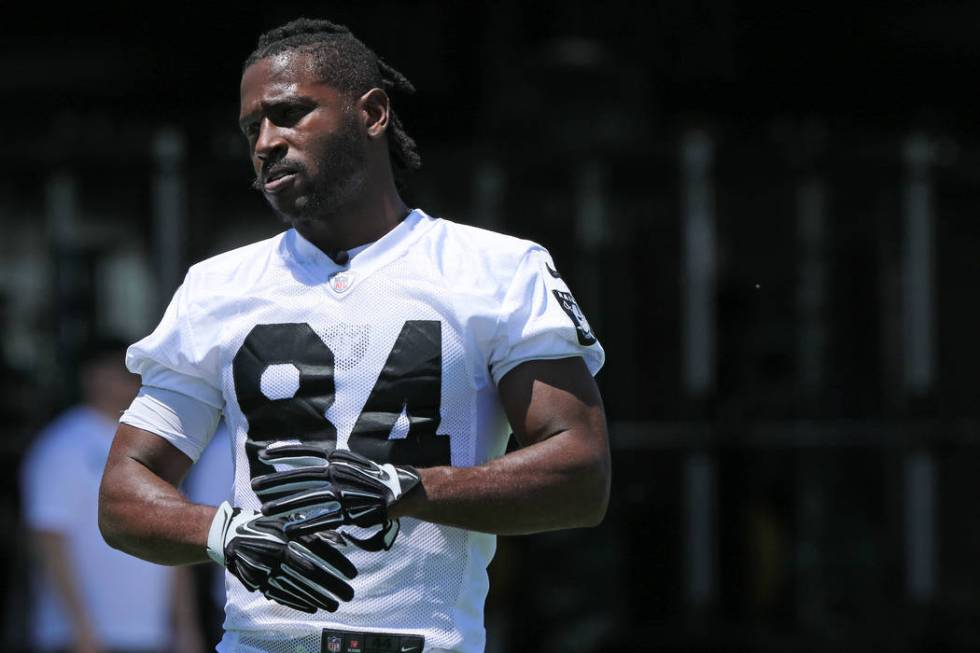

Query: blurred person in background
20,339,205,653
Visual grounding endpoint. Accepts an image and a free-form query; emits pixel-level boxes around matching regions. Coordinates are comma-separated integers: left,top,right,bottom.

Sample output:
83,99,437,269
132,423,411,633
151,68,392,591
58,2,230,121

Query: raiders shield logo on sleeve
552,290,597,346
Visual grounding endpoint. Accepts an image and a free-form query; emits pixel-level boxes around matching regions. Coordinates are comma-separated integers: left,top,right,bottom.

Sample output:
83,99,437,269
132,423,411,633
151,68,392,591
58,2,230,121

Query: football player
99,17,610,653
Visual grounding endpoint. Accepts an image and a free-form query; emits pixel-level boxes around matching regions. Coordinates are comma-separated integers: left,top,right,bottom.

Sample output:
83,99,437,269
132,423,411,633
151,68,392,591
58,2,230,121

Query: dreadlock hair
244,18,422,176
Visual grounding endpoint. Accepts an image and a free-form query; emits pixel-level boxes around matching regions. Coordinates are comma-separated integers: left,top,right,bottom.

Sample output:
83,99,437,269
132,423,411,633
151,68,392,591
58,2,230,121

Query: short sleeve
126,279,224,410
119,384,222,462
488,247,605,385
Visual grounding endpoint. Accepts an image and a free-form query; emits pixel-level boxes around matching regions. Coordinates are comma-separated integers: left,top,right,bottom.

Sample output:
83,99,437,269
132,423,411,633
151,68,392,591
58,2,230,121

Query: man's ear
357,88,390,139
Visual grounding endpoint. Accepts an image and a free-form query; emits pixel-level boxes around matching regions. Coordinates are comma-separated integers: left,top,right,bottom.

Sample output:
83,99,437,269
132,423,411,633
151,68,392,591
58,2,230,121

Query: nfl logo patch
325,635,342,653
330,271,355,293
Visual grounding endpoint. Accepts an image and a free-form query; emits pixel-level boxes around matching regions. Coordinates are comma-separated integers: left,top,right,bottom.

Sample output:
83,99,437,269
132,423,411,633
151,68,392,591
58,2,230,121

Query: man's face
240,50,367,223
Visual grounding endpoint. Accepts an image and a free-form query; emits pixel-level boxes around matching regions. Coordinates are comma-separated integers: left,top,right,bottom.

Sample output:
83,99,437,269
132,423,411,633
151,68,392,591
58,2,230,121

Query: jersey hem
119,414,205,462
491,352,598,386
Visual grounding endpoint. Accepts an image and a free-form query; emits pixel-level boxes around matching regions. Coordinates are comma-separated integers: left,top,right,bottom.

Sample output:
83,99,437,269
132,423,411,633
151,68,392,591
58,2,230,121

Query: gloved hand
251,445,420,547
206,500,357,613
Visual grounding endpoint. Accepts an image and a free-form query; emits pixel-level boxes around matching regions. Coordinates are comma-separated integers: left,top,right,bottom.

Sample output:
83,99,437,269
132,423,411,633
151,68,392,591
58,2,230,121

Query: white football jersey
125,209,604,653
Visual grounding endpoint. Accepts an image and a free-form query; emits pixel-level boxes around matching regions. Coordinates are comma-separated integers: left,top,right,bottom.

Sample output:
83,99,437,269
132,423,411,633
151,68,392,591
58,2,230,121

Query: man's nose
254,118,286,162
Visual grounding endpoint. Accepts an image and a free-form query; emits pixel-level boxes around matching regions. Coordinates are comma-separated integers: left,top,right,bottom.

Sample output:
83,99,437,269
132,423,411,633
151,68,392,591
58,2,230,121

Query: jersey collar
289,231,373,268
282,209,435,291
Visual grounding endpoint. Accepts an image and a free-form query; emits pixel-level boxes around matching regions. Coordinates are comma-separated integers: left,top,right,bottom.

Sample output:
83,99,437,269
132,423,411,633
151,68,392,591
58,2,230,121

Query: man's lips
263,171,298,193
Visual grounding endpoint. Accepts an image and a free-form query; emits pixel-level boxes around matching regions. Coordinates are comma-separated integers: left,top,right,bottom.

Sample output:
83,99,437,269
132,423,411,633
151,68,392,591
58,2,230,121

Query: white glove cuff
379,463,403,498
206,500,237,566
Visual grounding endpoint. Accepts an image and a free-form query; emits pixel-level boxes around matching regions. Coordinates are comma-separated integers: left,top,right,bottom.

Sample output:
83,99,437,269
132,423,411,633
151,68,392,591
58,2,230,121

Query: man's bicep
497,356,606,448
99,423,218,564
106,423,196,488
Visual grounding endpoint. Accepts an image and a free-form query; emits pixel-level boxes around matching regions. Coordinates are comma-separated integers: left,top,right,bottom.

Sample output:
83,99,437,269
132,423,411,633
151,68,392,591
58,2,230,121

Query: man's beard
253,114,367,224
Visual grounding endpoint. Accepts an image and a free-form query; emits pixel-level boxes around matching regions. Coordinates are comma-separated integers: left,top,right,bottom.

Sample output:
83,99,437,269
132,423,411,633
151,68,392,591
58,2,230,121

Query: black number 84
232,320,450,481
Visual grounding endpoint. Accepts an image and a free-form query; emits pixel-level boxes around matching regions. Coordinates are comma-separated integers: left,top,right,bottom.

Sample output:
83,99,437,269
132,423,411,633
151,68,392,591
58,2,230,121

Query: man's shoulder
416,213,546,298
426,214,541,259
185,231,287,283
173,232,292,310
420,213,546,278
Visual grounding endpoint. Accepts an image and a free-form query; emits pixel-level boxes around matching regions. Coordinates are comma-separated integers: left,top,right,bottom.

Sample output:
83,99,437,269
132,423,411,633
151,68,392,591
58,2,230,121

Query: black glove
206,500,357,613
251,445,421,543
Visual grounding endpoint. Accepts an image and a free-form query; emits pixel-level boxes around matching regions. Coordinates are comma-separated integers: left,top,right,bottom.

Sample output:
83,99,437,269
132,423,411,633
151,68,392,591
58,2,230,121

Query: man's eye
275,107,308,126
242,122,260,139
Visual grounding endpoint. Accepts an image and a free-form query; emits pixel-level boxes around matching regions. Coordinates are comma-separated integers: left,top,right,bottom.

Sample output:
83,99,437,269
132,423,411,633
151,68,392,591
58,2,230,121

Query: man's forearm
390,428,610,535
99,455,215,566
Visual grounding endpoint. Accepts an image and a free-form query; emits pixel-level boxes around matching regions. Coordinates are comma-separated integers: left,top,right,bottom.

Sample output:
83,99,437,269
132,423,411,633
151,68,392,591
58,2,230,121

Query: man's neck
293,185,410,258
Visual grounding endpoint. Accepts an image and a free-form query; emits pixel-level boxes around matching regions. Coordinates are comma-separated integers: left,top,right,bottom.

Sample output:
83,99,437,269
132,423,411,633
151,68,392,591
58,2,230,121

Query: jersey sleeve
120,384,222,462
126,278,224,410
488,246,605,385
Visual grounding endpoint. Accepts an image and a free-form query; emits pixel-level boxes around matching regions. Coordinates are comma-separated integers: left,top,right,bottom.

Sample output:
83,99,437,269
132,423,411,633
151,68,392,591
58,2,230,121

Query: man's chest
207,276,490,472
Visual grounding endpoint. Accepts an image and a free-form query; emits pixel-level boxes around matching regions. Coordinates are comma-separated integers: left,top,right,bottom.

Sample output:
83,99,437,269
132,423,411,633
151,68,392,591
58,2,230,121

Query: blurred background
2,1,980,651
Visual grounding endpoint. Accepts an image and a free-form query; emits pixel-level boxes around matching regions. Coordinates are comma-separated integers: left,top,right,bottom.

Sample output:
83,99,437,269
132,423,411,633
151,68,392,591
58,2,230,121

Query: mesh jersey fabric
125,208,604,653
